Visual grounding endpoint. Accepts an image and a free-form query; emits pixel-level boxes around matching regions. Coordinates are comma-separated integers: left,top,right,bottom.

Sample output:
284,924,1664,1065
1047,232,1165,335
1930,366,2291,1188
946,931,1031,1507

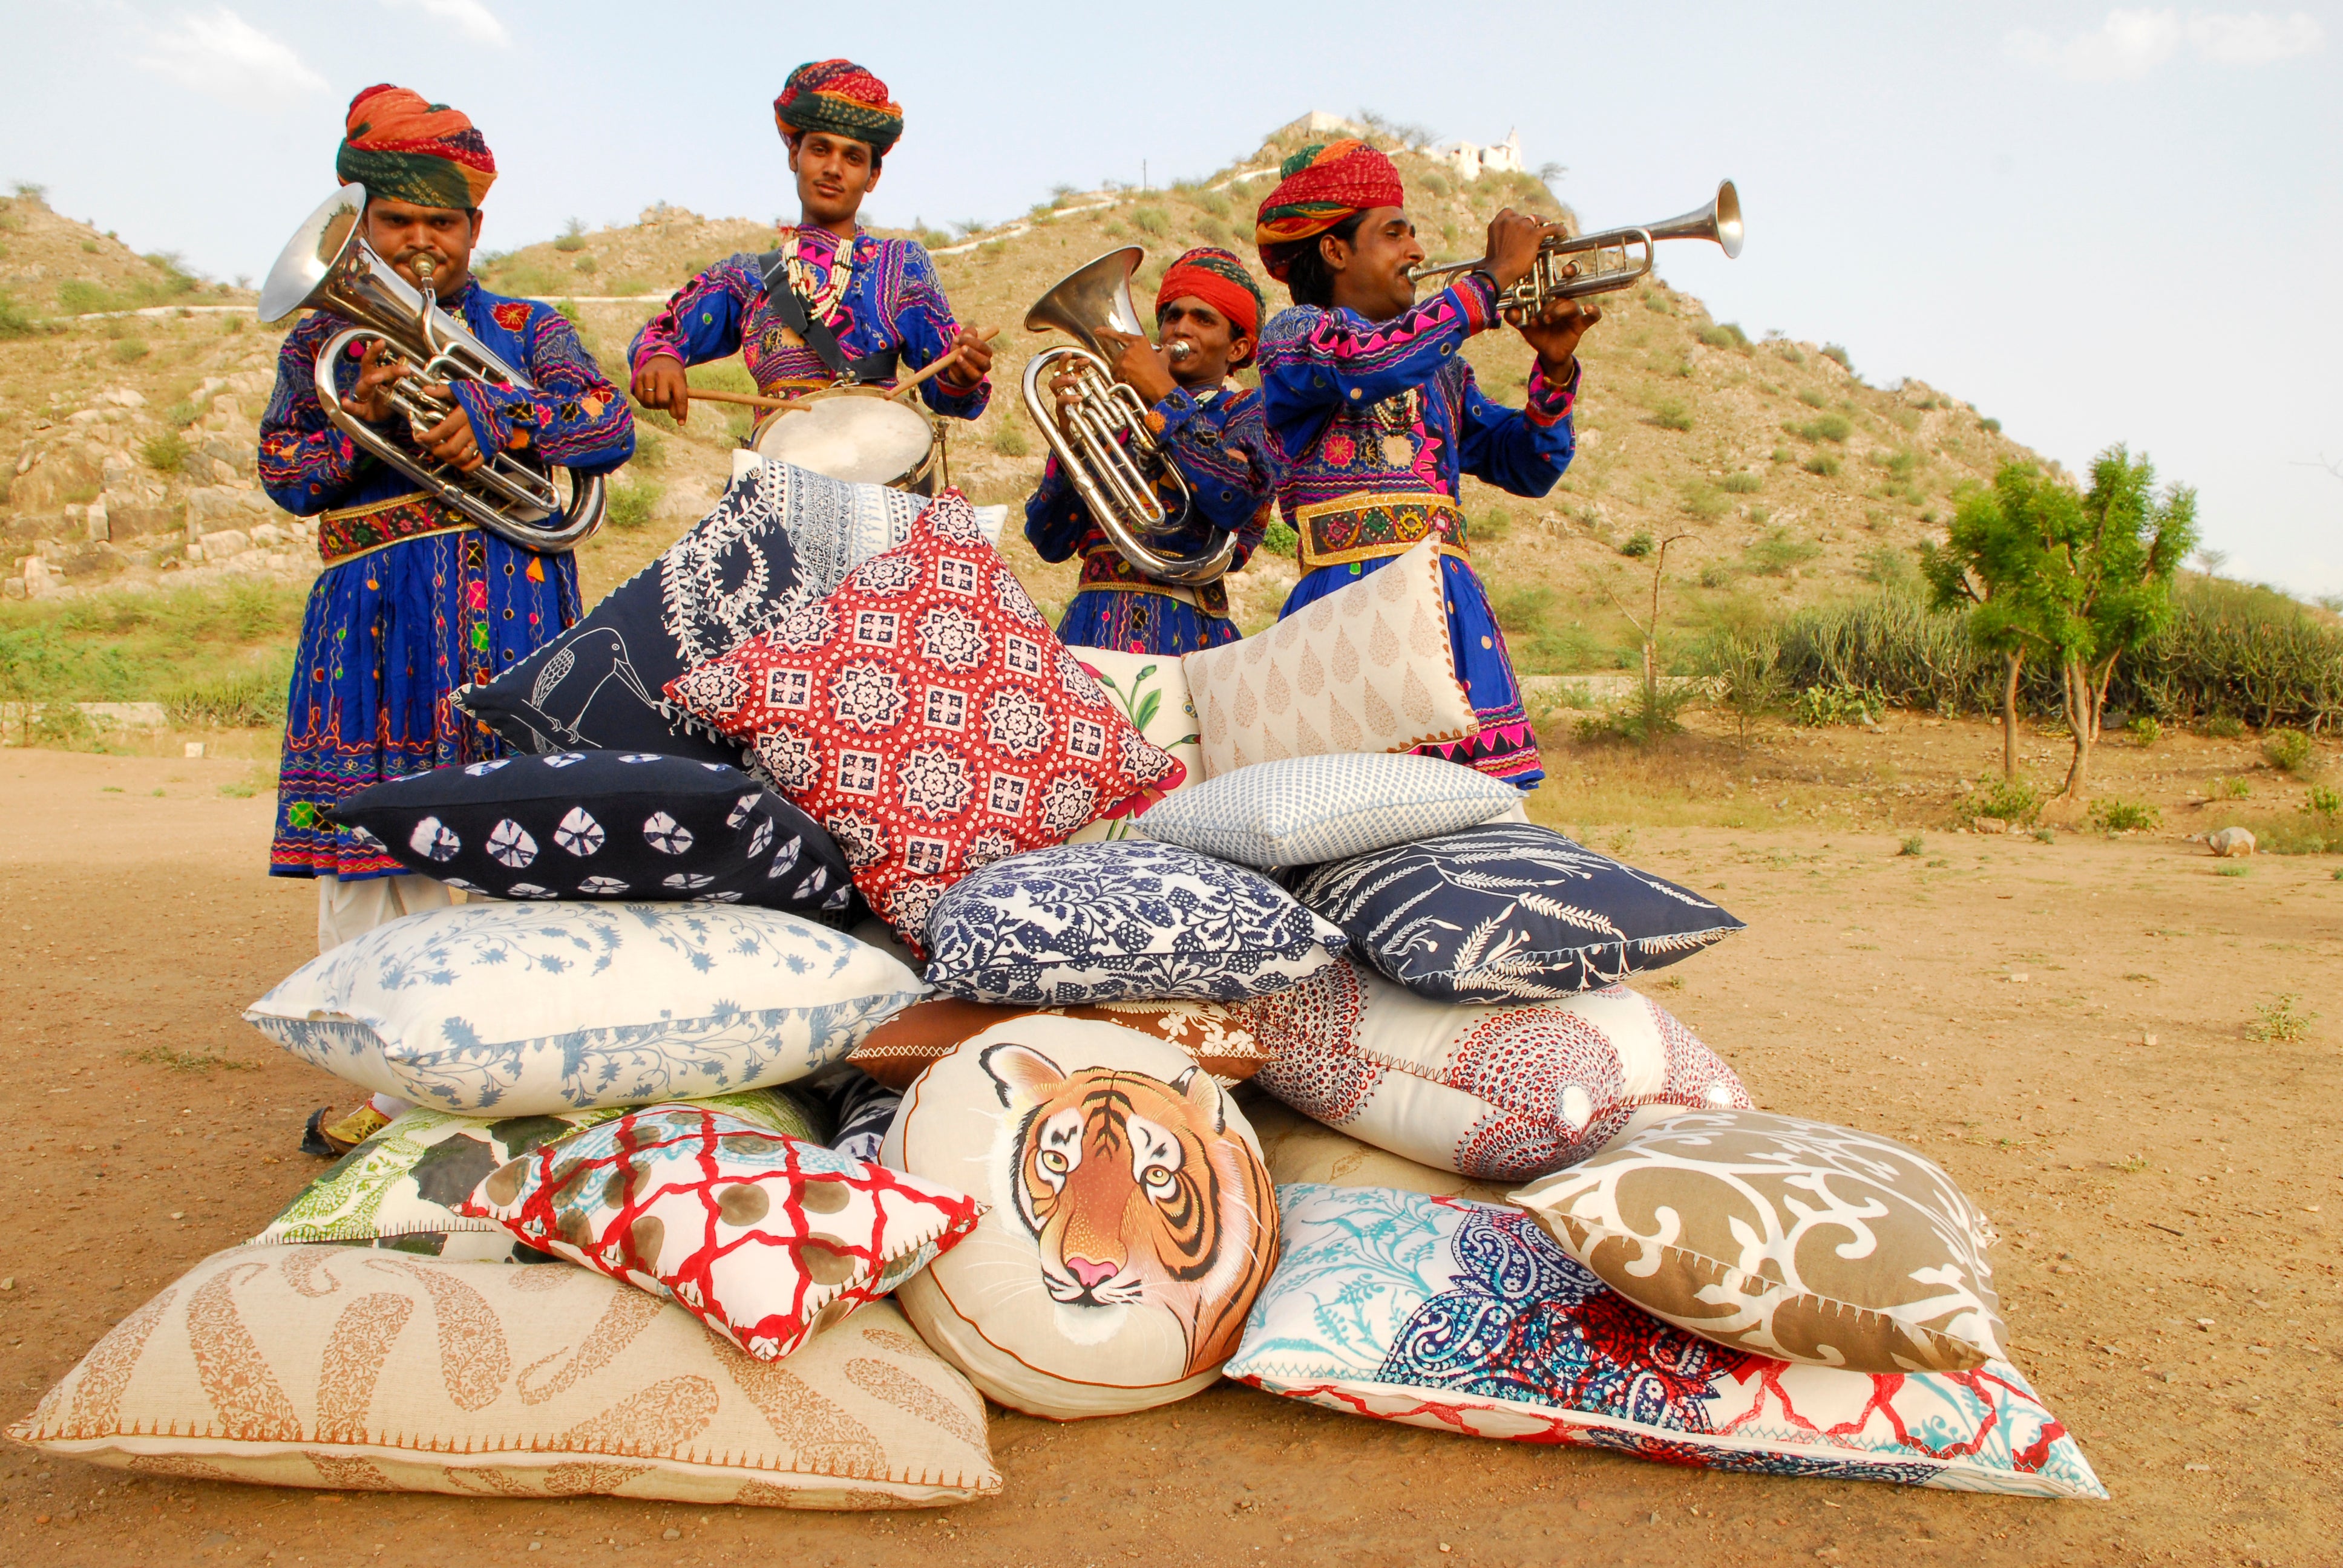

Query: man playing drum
258,85,637,1150
1024,247,1277,655
629,59,992,433
1252,140,1599,788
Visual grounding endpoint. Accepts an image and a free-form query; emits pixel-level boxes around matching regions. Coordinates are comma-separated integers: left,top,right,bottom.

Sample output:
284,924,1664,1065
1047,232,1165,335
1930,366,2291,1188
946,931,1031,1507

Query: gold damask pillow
1181,537,1476,778
1510,1109,2007,1374
10,1244,998,1509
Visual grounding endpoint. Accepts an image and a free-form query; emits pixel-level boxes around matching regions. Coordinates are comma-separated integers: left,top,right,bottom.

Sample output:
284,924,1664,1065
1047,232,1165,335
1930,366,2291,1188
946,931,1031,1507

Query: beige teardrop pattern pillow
1510,1109,2007,1374
1181,537,1475,778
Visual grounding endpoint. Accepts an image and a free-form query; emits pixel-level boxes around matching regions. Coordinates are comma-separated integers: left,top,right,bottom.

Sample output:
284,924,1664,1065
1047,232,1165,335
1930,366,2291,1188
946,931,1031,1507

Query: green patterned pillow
254,1088,827,1259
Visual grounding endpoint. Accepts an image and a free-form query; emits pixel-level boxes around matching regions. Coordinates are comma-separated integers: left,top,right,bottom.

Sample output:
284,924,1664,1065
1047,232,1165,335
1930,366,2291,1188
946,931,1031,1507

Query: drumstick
888,327,1001,403
649,387,801,414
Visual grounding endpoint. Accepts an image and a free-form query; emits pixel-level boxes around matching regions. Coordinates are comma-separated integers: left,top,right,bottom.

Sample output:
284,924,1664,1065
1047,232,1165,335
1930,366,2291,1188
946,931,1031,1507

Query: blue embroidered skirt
272,528,582,880
1280,553,1542,789
1055,588,1240,656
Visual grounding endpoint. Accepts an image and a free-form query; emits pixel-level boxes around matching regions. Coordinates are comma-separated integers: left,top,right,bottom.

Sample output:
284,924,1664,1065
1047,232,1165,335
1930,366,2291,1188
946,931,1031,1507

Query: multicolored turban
1253,139,1405,278
334,84,496,211
773,59,903,156
1156,247,1267,367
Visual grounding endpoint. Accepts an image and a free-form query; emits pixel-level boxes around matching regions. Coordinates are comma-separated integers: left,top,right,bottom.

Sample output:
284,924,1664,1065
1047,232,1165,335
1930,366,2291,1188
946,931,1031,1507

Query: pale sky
4,1,2338,598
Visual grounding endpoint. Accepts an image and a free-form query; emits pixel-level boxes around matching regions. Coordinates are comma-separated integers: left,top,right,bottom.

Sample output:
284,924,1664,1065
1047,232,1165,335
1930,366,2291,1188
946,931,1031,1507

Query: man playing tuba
628,60,992,425
1025,246,1278,655
1251,140,1599,788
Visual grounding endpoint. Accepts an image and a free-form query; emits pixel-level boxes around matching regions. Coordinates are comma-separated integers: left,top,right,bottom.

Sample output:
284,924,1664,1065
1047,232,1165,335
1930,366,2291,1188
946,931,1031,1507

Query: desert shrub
554,218,588,253
140,433,189,473
1792,414,1851,443
2089,797,2160,834
1260,520,1299,557
1803,452,1842,478
1720,471,1763,494
2128,715,2160,746
1965,776,2042,826
1979,417,2002,433
1680,485,1728,521
1699,628,1787,743
1821,344,1853,373
1131,206,1170,237
1898,833,1925,856
2261,728,2314,773
0,287,36,339
991,421,1029,458
1697,322,1750,352
1791,682,1882,727
1619,530,1654,558
1651,399,1693,431
1745,529,1821,577
2301,784,2340,818
1494,584,1599,674
2246,995,2315,1043
111,337,151,363
2207,713,2245,738
1857,542,1918,589
2212,775,2250,799
162,658,290,728
1796,388,1826,408
605,478,661,532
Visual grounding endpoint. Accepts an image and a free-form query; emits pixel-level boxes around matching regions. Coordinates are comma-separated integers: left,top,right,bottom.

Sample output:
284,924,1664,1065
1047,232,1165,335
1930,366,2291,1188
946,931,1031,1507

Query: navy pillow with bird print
327,751,856,919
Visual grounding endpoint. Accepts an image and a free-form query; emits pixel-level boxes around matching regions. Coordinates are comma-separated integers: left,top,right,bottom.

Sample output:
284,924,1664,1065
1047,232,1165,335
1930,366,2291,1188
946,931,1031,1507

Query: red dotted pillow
463,1103,985,1362
665,492,1181,952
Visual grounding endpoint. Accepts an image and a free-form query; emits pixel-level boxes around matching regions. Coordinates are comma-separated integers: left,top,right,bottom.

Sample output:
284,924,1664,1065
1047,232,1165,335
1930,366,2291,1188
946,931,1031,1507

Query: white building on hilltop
1424,129,1524,182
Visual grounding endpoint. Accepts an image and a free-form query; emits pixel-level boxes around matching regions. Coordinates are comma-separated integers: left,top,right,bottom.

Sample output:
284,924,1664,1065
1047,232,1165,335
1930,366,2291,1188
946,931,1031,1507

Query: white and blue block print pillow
1225,1184,2106,1499
1136,754,1521,870
245,903,928,1117
921,840,1348,1005
1290,822,1745,1004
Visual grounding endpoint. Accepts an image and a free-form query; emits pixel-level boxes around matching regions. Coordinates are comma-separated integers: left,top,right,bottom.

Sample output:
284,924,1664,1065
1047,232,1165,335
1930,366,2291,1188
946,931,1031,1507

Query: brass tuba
1020,247,1237,586
1412,180,1744,312
260,186,605,552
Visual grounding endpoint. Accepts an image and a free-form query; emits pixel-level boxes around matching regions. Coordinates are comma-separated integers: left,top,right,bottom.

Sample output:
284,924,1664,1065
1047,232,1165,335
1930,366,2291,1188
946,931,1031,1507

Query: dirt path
2,746,2338,1567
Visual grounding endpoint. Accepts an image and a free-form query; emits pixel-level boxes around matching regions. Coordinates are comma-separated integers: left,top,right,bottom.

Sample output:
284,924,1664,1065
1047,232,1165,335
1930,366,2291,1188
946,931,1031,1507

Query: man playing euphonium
1026,246,1277,654
1252,140,1599,788
259,85,637,1151
629,59,992,426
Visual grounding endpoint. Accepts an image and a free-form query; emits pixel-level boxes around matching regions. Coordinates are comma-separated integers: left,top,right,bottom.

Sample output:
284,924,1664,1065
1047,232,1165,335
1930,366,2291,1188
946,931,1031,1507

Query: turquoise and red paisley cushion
664,491,1181,953
462,1103,985,1362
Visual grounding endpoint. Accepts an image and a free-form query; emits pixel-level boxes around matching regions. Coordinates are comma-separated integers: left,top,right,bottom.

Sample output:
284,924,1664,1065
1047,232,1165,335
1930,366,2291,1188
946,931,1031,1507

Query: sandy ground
2,742,2339,1568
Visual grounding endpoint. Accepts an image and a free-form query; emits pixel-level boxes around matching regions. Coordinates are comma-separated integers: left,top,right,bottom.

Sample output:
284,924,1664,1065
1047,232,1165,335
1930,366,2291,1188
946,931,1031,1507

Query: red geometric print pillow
463,1103,985,1362
666,491,1181,952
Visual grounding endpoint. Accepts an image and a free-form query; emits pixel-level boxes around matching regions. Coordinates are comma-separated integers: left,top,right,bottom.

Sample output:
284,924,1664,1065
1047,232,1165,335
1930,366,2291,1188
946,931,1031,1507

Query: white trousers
315,873,450,1120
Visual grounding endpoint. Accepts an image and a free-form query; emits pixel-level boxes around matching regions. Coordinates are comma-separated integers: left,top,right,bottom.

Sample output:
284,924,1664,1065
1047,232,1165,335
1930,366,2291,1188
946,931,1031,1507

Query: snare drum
750,388,942,495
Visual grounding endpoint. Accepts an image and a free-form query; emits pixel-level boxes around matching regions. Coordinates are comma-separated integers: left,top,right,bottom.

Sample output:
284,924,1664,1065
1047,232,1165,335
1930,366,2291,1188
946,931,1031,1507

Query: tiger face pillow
883,1016,1278,1420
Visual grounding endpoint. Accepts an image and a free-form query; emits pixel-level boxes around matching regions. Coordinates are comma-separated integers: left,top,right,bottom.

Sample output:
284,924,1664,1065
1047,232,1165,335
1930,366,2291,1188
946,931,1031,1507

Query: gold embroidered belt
1293,491,1470,572
1078,547,1231,618
317,492,471,566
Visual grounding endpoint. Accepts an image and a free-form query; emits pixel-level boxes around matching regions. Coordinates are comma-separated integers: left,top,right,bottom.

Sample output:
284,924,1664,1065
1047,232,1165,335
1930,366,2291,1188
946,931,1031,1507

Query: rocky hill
1,121,2044,670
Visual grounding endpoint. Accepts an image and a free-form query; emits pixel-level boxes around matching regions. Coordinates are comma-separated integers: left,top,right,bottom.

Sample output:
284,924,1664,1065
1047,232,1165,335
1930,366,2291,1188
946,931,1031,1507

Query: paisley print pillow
1226,1184,2103,1499
1510,1109,2009,1374
11,1246,999,1508
464,1103,983,1361
922,840,1348,1005
1289,821,1745,1004
883,1016,1279,1419
1244,958,1749,1182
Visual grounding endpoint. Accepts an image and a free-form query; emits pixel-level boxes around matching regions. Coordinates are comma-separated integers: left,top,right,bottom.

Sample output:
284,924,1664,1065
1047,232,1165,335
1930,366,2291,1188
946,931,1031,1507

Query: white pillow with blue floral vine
244,902,927,1117
1063,649,1203,844
251,1086,827,1260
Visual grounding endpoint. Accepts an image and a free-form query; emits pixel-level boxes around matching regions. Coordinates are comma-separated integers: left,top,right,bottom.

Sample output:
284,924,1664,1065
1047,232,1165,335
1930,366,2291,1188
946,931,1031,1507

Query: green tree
1925,448,2196,802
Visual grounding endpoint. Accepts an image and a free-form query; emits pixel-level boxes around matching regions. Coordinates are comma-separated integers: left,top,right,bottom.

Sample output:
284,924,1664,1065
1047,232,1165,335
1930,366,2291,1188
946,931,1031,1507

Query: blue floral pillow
1289,822,1745,1004
922,840,1348,1004
1225,1184,2106,1499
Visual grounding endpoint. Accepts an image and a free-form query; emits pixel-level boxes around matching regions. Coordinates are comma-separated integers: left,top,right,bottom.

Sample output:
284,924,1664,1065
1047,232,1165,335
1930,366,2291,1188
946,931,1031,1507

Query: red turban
335,85,496,211
774,59,903,155
1156,247,1267,367
1253,140,1404,278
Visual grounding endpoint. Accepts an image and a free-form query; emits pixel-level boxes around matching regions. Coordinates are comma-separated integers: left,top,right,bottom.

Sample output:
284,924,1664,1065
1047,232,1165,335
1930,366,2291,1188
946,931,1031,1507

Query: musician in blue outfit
1251,140,1600,788
1024,247,1277,654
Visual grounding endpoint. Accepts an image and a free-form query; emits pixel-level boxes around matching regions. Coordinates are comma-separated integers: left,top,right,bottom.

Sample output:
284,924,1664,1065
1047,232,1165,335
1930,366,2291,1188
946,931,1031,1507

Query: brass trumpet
1020,247,1236,586
1412,180,1743,311
260,185,605,552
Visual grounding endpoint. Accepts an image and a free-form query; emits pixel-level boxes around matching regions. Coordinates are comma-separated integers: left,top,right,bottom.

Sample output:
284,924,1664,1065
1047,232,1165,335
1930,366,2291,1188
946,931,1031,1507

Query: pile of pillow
14,466,2103,1511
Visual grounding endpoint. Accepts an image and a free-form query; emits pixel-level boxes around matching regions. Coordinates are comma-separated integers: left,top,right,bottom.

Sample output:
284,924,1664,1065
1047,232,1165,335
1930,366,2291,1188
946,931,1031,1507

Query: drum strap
755,251,900,386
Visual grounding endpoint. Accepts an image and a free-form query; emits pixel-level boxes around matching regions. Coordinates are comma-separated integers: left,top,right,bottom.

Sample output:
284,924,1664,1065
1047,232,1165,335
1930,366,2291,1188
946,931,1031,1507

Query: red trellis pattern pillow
666,492,1181,950
464,1103,986,1362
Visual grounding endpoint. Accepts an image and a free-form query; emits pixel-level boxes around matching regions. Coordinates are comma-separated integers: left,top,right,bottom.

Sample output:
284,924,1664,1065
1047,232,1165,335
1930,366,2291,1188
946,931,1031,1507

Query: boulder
105,505,177,540
1973,816,2010,835
198,528,252,560
2209,826,2256,858
21,557,58,598
185,486,268,530
8,445,103,514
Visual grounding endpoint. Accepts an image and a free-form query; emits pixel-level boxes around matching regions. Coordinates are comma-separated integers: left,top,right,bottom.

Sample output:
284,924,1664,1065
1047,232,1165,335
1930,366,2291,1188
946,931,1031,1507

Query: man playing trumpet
258,85,637,1151
629,59,992,425
1253,140,1599,788
1025,246,1277,654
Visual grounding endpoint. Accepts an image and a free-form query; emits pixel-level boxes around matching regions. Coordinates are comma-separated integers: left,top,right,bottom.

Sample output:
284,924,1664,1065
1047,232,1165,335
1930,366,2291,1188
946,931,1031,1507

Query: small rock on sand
2208,827,2255,857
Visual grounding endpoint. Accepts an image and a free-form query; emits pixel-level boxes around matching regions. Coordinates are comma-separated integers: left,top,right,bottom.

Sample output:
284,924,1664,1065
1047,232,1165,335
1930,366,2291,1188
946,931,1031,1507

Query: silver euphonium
1412,180,1745,310
260,186,605,552
1020,247,1237,587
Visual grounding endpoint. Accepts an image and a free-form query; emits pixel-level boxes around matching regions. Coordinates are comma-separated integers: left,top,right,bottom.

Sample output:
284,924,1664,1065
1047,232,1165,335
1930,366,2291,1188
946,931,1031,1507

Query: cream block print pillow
1510,1109,2008,1374
1182,537,1476,779
11,1244,999,1510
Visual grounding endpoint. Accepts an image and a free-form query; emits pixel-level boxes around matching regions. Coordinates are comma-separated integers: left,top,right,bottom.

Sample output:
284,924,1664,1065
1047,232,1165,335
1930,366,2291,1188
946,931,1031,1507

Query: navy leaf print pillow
1289,822,1743,1004
329,751,856,920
